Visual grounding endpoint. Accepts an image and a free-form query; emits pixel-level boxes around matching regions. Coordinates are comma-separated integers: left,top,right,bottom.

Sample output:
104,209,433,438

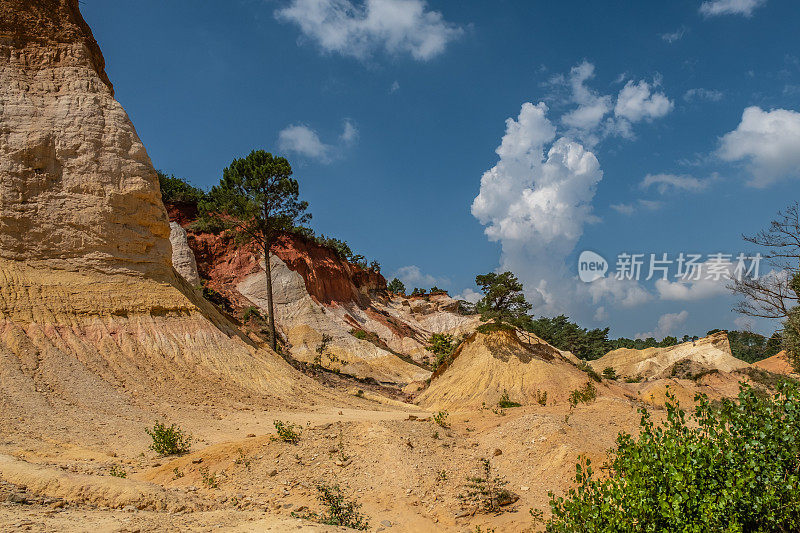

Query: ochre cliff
0,0,171,276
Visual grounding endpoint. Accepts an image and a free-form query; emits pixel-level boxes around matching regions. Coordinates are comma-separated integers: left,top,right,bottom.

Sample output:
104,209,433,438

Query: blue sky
83,0,800,339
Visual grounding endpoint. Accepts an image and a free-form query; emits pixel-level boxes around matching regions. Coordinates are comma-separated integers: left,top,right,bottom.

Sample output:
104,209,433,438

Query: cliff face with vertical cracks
0,0,332,452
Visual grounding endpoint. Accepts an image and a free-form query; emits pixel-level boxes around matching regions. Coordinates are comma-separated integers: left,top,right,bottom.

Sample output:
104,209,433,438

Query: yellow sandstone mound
590,331,748,381
416,328,606,410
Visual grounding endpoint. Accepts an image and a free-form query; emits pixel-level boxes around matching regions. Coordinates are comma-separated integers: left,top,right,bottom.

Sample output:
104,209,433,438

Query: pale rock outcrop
0,0,172,277
169,222,201,286
590,331,748,380
0,0,332,446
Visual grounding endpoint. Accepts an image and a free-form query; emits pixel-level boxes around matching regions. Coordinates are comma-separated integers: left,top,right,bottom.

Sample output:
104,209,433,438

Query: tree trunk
263,242,277,351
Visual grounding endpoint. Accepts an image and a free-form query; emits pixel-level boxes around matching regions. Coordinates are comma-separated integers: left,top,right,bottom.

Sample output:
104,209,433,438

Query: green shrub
109,465,127,478
498,389,521,408
546,383,800,532
568,382,597,408
350,329,368,341
241,305,263,323
601,367,617,380
432,411,450,428
157,170,205,205
200,467,219,489
145,421,192,456
272,420,301,444
534,389,548,406
293,483,369,530
460,459,515,514
578,362,602,382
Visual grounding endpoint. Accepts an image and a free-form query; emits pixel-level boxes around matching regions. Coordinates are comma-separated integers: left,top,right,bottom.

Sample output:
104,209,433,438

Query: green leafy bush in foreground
293,483,369,530
145,421,192,456
546,382,800,532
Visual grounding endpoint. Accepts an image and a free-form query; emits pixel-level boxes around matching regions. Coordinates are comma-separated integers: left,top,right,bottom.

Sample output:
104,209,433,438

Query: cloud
614,80,673,123
717,106,800,187
636,310,689,341
661,27,686,43
560,62,613,134
453,288,481,303
699,0,766,17
394,265,449,289
275,0,463,61
340,119,359,145
472,102,604,314
278,125,333,162
278,120,358,163
586,276,652,308
640,173,710,193
655,257,735,301
389,80,400,94
610,199,663,215
684,88,724,102
593,306,608,322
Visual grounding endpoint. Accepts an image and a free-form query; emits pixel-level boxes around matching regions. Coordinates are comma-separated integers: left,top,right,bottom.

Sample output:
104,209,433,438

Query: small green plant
234,447,251,469
436,469,448,482
492,407,507,416
460,458,514,514
601,366,617,380
350,329,368,340
272,420,301,444
624,375,643,383
534,389,548,406
578,362,602,382
568,381,597,408
172,467,184,480
145,421,192,456
432,430,439,439
498,389,521,408
432,411,450,428
200,467,219,489
109,465,127,478
355,389,364,398
293,483,369,530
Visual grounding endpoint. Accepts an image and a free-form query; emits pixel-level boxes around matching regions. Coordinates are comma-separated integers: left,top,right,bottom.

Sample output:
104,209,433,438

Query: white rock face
0,0,172,277
169,222,201,286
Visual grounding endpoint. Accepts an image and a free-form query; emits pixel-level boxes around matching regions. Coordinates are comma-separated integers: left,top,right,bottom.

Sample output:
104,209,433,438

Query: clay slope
590,331,748,380
416,329,608,410
0,0,333,451
753,350,798,376
169,209,479,383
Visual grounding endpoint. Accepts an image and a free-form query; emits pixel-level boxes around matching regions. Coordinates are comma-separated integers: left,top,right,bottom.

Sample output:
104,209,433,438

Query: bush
294,483,369,530
546,383,800,532
350,329,368,341
200,467,219,489
498,389,521,408
109,465,127,478
568,382,597,408
145,421,192,456
157,170,205,205
534,389,548,406
460,459,516,514
601,367,617,380
432,411,450,428
272,420,301,444
578,362,602,382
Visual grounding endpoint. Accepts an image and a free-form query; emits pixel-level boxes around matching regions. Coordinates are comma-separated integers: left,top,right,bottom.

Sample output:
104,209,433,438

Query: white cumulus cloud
636,310,689,341
471,102,604,314
275,0,463,61
560,62,613,135
717,106,800,187
700,0,766,17
614,80,674,123
684,88,724,102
